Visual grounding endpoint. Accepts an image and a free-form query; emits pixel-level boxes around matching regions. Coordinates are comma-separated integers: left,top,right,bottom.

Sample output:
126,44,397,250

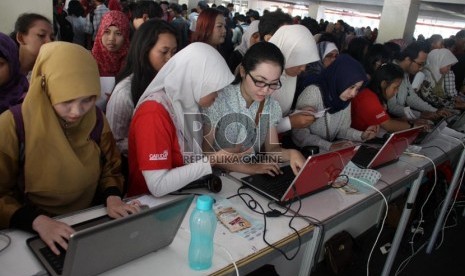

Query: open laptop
27,195,193,276
412,118,448,145
351,126,423,169
240,146,358,204
447,111,465,132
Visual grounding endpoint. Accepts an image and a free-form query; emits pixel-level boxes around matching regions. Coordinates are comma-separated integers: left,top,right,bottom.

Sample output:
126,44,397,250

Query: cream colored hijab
137,42,234,156
22,42,101,214
269,24,319,115
426,48,458,82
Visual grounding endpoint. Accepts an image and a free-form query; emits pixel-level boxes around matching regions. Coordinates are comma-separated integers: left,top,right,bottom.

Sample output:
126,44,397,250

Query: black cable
228,186,303,261
422,145,451,160
0,232,11,253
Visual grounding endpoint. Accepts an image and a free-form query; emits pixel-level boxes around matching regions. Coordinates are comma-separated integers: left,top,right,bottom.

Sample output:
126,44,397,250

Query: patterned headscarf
0,33,29,113
92,11,130,76
315,54,367,114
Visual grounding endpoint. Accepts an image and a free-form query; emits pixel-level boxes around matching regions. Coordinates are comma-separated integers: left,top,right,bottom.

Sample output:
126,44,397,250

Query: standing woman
292,55,378,151
268,24,320,132
127,43,235,197
107,19,178,156
227,20,260,74
0,33,29,114
92,10,130,77
10,13,54,78
0,42,139,255
191,8,226,50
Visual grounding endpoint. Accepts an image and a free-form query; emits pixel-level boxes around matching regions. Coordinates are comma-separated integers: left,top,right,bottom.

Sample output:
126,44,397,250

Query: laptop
447,111,465,132
27,195,194,276
413,118,448,145
351,126,423,169
240,146,359,204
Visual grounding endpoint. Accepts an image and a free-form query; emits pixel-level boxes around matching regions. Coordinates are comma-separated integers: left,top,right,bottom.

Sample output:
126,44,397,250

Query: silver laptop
27,195,193,276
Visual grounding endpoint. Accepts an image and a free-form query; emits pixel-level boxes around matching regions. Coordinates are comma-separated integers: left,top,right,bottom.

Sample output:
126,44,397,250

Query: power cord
348,178,389,276
217,244,239,276
395,153,437,275
0,232,11,253
227,186,304,261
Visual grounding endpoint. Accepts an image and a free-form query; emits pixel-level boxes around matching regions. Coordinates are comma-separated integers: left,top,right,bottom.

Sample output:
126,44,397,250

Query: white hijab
269,24,319,115
427,48,458,82
136,42,234,156
235,20,259,56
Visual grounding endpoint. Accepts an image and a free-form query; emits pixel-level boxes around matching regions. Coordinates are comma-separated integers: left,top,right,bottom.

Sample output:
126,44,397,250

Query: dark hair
383,41,401,61
444,38,455,49
191,8,222,43
67,0,85,17
131,0,163,19
367,63,404,105
232,41,285,84
300,17,319,36
363,43,389,77
398,41,423,61
258,10,292,41
116,19,178,107
10,13,52,42
345,37,371,63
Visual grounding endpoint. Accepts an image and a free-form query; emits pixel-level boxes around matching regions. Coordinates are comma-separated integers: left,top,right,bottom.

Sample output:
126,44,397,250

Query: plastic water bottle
188,195,217,270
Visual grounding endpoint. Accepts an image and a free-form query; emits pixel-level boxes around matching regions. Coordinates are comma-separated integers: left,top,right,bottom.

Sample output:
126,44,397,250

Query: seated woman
292,54,378,152
0,42,139,255
91,10,130,77
106,19,177,156
127,43,236,197
204,42,306,176
351,63,429,134
0,33,29,114
418,48,465,110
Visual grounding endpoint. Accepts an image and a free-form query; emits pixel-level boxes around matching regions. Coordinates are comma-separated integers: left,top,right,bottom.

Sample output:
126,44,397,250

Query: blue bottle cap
196,195,214,211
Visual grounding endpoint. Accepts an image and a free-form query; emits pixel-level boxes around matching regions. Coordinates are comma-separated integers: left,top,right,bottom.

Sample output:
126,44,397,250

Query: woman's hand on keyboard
32,215,75,255
250,163,282,176
289,149,306,175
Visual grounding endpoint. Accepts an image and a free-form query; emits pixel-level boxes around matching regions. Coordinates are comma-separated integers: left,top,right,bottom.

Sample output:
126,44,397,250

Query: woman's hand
288,149,306,175
249,163,282,176
289,112,315,129
32,215,75,255
106,196,142,218
361,125,379,141
330,140,354,151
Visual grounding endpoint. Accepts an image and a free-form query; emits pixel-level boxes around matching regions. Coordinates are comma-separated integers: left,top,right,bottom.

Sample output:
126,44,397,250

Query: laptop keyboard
39,244,66,275
241,165,295,200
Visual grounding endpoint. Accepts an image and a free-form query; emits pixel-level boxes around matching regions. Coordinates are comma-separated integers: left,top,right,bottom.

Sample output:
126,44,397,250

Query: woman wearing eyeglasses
204,42,305,176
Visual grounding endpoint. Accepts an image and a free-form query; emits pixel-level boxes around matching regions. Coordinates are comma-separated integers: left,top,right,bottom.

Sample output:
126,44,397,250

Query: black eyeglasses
247,72,282,90
412,59,425,68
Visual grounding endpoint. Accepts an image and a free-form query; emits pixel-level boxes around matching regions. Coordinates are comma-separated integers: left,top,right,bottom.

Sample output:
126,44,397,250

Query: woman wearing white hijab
227,20,260,73
127,43,235,197
419,48,465,110
269,24,320,132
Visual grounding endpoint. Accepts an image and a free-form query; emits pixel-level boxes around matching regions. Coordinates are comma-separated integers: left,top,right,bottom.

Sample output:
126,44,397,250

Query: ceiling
291,0,465,21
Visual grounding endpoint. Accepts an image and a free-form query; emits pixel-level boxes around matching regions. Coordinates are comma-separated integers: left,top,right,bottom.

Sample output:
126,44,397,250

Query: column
376,0,420,44
307,1,319,20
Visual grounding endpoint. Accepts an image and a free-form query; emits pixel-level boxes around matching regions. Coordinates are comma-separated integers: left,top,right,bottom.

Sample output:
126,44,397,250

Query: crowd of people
1,0,465,258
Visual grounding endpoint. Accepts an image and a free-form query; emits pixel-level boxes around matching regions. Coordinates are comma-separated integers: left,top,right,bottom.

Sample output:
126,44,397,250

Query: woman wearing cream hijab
269,24,320,133
0,42,140,255
128,42,236,197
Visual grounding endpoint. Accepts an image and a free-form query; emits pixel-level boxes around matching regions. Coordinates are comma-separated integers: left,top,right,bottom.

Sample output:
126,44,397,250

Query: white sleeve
276,116,291,133
142,156,212,197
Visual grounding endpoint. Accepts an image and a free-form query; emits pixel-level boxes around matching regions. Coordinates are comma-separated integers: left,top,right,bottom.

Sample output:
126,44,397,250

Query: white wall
0,0,52,35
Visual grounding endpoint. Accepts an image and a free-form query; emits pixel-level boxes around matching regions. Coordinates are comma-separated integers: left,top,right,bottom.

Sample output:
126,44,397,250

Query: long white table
1,131,463,276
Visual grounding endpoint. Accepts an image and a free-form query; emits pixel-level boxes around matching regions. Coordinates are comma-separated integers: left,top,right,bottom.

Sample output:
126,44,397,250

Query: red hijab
92,11,129,77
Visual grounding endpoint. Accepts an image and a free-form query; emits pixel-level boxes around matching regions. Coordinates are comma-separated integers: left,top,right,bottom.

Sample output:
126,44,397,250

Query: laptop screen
368,126,423,169
281,146,359,202
27,195,193,276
